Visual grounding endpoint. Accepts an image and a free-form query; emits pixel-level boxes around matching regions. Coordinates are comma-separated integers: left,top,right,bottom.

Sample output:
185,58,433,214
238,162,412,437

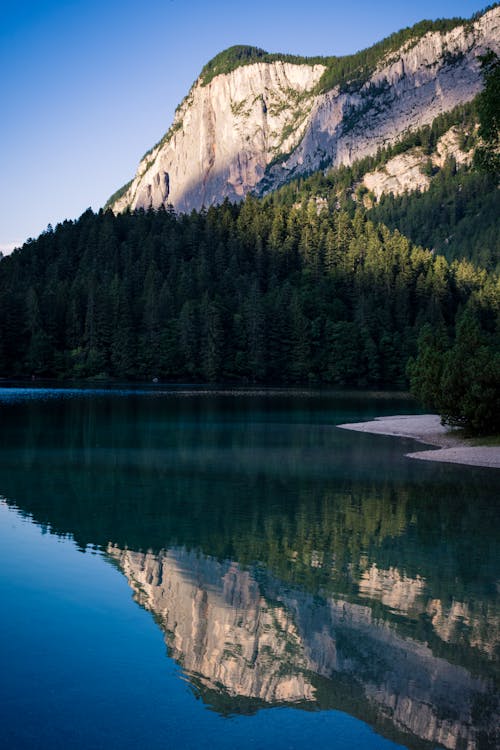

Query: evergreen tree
475,51,500,175
0,189,496,433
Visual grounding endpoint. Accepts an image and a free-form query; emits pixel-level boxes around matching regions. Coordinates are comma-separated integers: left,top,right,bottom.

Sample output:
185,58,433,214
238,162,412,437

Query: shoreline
337,414,500,469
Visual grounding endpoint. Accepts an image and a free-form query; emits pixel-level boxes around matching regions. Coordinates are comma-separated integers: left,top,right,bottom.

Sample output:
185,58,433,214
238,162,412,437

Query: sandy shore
337,414,500,469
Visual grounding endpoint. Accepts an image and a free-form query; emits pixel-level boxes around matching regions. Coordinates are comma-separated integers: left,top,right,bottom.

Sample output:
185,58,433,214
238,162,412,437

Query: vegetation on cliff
267,99,499,271
200,9,490,92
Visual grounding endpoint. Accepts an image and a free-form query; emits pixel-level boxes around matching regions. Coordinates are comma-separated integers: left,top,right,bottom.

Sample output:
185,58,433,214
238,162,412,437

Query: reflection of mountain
358,564,500,660
109,545,499,750
426,598,499,659
359,564,426,612
112,546,315,706
1,392,499,747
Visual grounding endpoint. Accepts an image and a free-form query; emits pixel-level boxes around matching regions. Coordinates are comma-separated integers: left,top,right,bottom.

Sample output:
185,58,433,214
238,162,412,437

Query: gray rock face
110,8,500,214
112,61,325,213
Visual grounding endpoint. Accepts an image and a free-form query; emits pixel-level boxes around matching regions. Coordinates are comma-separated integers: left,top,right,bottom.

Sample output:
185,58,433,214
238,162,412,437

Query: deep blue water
0,386,498,749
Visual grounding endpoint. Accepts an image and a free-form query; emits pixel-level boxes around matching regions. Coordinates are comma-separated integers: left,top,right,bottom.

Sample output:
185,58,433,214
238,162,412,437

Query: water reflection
108,545,498,749
0,388,498,749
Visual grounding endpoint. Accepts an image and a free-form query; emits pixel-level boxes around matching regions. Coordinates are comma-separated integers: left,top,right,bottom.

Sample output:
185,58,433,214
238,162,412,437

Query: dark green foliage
474,50,500,174
440,310,500,433
0,196,497,397
409,298,500,434
104,179,133,210
477,51,500,144
406,324,449,409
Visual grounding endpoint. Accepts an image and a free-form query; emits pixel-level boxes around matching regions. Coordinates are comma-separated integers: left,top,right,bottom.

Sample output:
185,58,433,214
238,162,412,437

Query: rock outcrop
362,149,432,199
361,126,475,199
109,7,499,214
111,62,325,214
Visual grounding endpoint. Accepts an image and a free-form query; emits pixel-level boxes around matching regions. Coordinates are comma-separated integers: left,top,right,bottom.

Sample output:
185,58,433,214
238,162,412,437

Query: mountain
107,6,500,215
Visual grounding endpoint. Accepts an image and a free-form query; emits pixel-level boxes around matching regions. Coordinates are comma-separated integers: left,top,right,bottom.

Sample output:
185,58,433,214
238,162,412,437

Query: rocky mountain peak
108,6,500,215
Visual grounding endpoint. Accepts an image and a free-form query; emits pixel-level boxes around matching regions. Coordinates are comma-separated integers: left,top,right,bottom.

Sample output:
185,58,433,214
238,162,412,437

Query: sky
0,0,488,253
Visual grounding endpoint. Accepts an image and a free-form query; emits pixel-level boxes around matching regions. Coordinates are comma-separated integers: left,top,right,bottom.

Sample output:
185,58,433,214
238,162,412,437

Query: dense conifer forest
0,196,497,429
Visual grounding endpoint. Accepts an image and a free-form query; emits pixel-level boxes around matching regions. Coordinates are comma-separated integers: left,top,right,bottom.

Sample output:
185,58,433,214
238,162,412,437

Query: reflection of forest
3,438,498,664
109,546,499,750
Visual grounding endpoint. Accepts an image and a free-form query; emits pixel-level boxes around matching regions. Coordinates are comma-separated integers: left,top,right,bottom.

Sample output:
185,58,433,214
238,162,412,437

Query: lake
0,386,498,750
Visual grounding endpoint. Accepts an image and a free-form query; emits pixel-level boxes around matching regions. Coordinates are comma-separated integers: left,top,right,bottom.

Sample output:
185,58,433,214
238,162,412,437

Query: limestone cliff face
358,563,426,613
361,126,475,199
108,545,499,749
357,563,500,658
274,9,499,186
110,8,499,214
111,62,325,214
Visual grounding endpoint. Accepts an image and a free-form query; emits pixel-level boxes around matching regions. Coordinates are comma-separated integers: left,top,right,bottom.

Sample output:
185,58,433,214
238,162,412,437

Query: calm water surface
0,386,498,750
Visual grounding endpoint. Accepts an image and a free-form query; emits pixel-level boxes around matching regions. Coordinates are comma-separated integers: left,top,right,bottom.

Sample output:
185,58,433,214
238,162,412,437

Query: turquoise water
0,386,498,749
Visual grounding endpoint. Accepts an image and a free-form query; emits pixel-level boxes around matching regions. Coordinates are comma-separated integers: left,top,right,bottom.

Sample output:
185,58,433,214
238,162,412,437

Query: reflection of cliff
112,546,315,705
359,564,426,615
426,598,499,659
1,388,498,619
358,564,500,659
109,546,499,750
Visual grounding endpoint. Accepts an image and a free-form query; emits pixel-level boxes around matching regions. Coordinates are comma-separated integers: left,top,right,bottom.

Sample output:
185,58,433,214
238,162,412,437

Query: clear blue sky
0,0,487,252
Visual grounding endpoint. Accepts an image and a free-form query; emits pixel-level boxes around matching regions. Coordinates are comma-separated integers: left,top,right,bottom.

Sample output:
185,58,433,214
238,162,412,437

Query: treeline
369,168,499,270
270,162,499,271
274,165,499,271
0,197,496,396
199,12,479,92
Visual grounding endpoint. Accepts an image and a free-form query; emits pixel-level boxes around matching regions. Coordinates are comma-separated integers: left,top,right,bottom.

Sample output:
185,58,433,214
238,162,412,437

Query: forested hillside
0,199,497,400
368,170,498,270
269,99,499,270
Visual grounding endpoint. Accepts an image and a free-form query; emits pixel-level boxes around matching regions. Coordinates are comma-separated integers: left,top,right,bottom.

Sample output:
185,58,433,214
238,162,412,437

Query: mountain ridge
108,5,500,215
